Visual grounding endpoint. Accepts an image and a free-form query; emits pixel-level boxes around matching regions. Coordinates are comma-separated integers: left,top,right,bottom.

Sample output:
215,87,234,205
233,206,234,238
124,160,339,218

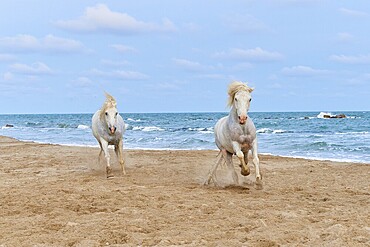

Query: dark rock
5,124,14,127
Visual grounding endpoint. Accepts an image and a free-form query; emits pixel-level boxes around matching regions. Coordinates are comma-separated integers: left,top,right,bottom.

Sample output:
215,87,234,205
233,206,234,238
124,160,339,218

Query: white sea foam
188,127,214,134
317,112,355,119
77,124,90,129
199,130,214,134
335,131,369,135
257,128,272,133
127,118,142,122
257,128,290,134
133,126,164,132
317,112,334,118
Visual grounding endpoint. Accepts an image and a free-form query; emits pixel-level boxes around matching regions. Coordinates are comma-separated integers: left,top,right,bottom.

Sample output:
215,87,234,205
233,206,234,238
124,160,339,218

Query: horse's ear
248,87,254,93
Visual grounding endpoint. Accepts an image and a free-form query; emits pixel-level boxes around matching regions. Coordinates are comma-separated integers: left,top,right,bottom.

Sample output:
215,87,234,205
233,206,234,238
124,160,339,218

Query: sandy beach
0,135,369,246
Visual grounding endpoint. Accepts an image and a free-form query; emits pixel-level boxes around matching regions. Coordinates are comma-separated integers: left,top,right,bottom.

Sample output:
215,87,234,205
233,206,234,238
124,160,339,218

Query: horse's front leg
115,139,126,175
101,139,113,178
251,138,262,189
232,141,250,176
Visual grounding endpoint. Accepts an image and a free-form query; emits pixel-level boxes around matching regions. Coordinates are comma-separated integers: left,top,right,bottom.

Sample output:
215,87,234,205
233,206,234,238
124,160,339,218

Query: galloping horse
205,81,262,189
92,93,126,178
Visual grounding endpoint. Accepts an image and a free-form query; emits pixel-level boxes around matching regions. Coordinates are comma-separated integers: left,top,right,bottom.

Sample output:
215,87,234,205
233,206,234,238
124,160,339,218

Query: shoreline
2,135,369,165
1,135,369,246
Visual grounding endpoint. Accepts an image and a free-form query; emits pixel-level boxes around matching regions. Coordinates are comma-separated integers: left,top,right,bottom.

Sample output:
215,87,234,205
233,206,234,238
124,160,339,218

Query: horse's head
228,81,254,125
101,93,119,134
104,106,119,134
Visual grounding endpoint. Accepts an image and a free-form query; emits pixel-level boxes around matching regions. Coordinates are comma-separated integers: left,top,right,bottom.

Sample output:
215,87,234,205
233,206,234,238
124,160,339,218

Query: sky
0,0,369,114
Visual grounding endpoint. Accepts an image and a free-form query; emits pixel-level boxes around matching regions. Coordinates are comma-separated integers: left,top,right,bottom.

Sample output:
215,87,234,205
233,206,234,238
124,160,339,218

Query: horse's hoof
255,177,263,190
241,166,250,176
106,167,114,178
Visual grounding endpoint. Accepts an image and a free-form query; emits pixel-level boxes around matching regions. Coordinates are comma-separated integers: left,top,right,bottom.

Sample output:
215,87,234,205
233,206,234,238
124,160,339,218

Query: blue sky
0,1,369,114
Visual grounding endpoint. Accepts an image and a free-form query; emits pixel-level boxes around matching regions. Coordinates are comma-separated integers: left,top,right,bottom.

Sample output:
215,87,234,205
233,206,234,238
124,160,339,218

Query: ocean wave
257,128,292,134
317,112,334,119
127,118,142,122
335,131,369,135
132,126,165,132
26,121,42,126
188,127,214,134
77,124,90,130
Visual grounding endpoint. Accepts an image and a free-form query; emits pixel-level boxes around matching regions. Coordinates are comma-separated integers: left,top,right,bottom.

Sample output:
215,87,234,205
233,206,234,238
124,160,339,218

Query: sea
1,111,369,163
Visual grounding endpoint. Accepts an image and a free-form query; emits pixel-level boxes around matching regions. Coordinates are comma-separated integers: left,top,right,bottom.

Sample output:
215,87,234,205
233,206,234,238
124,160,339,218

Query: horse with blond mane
205,81,262,189
92,93,126,178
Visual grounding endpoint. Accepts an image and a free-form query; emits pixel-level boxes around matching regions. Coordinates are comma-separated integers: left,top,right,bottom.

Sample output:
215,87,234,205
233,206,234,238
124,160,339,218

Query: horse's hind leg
204,150,223,185
97,142,103,165
226,152,239,185
115,139,126,175
204,151,222,185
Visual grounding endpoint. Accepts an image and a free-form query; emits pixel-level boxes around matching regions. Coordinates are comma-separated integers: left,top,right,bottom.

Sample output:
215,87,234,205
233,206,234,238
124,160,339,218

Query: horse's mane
227,81,254,107
100,92,117,118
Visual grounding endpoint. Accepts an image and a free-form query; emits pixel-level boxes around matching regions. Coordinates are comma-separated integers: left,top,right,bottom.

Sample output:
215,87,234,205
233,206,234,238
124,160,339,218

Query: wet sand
0,136,369,246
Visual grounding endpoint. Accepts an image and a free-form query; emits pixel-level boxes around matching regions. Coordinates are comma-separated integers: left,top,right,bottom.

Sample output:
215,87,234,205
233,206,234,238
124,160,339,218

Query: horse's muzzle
238,115,247,125
109,126,117,134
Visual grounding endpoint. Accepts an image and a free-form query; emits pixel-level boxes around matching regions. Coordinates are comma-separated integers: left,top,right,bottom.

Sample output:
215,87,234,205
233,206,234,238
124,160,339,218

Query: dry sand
0,135,369,246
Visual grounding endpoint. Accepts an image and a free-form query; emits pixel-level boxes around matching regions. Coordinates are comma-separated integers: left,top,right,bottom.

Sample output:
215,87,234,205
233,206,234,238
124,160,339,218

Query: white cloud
330,54,370,64
336,32,354,43
110,44,137,53
0,34,85,53
173,58,213,72
214,47,283,62
56,4,176,34
346,73,370,85
281,65,330,77
43,35,85,52
224,14,268,33
339,8,368,17
3,72,13,81
0,54,16,62
88,68,148,80
9,62,53,75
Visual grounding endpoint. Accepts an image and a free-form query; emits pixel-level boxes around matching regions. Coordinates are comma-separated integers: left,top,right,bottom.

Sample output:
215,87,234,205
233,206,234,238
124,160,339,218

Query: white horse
205,81,262,189
92,93,126,178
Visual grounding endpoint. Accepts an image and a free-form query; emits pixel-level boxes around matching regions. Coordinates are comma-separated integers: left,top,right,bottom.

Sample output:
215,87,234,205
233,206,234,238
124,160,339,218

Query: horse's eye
235,98,238,102
105,112,108,116
249,99,252,102
115,112,118,116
